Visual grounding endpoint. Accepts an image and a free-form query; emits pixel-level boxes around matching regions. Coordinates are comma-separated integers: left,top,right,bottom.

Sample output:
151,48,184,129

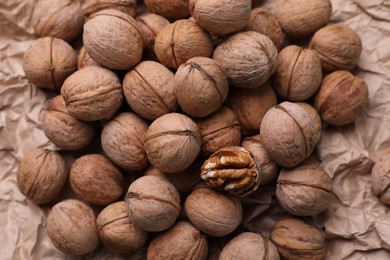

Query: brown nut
371,151,390,205
70,154,125,206
314,70,368,126
260,102,322,168
154,19,214,69
83,9,143,70
82,0,137,18
61,66,123,121
23,37,76,90
147,221,208,260
47,199,100,256
125,176,181,232
310,24,362,71
136,13,170,52
144,0,190,22
97,201,150,253
213,31,277,88
175,57,229,117
271,218,325,260
77,46,100,70
272,45,322,101
16,148,67,205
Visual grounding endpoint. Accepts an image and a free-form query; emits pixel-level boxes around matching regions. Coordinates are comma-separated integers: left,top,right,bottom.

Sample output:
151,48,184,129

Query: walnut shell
175,57,229,117
83,9,143,70
213,31,277,88
82,0,137,18
123,61,177,120
372,151,390,205
136,13,170,51
77,46,101,70
314,70,368,126
155,19,214,69
144,113,201,173
310,24,362,71
16,148,67,205
61,66,123,121
144,0,190,21
189,0,251,35
272,45,322,101
70,154,125,206
271,218,325,260
23,37,77,90
260,102,322,168
97,201,149,253
125,176,181,232
147,221,208,260
47,199,100,256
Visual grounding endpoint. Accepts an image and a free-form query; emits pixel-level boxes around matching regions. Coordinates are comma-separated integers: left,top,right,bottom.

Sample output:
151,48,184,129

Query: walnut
23,37,76,90
371,151,390,205
125,176,181,232
77,46,100,70
213,31,277,88
47,199,100,256
136,13,170,52
144,0,190,21
147,221,208,260
310,24,362,71
82,0,137,18
175,57,229,117
260,102,322,168
83,9,143,70
314,70,368,126
16,148,67,205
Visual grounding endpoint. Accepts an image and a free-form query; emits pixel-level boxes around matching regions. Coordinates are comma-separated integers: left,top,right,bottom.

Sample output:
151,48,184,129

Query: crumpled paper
1,0,390,259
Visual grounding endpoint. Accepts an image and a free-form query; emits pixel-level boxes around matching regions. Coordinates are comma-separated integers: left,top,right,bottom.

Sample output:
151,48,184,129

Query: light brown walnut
144,0,190,21
136,13,170,51
82,0,137,18
77,46,101,70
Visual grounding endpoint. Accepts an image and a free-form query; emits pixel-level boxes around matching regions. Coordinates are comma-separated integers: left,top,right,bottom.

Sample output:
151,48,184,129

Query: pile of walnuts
18,0,375,259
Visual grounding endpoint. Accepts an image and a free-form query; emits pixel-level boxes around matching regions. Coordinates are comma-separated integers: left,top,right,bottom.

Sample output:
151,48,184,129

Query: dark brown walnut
144,113,201,173
70,154,125,206
83,9,144,70
82,0,137,18
23,37,76,90
144,0,190,21
101,112,149,171
189,0,251,35
147,221,208,260
123,61,177,120
194,106,241,157
32,0,84,42
226,82,277,136
97,201,150,253
125,176,181,232
275,0,332,39
184,184,242,237
136,13,170,51
154,19,214,69
220,232,280,260
372,150,390,205
314,70,368,126
40,96,95,151
201,146,261,196
47,200,100,256
271,218,325,260
213,31,278,88
260,102,322,168
61,66,123,121
77,46,100,70
175,57,229,117
16,148,67,205
310,24,362,71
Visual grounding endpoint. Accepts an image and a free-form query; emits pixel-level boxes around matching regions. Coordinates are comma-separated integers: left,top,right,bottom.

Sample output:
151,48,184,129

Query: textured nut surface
82,0,137,18
314,70,368,126
16,148,67,205
47,199,99,256
23,37,76,90
136,13,170,51
77,46,100,70
147,221,208,260
144,0,190,21
125,176,181,232
213,31,277,88
371,151,390,205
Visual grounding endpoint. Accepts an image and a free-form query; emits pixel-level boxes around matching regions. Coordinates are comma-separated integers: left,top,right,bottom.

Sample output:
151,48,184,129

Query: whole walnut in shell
260,102,322,168
77,46,100,70
23,37,76,90
175,57,228,117
147,221,208,260
189,0,251,35
125,176,181,232
314,70,368,126
144,0,190,21
16,148,67,205
372,151,390,205
155,19,214,69
61,66,123,121
82,0,137,18
310,24,362,71
47,199,100,256
83,9,143,70
213,31,277,88
136,13,170,51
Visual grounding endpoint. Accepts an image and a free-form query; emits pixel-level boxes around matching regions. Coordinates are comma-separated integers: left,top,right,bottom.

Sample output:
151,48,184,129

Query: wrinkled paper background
1,0,390,259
